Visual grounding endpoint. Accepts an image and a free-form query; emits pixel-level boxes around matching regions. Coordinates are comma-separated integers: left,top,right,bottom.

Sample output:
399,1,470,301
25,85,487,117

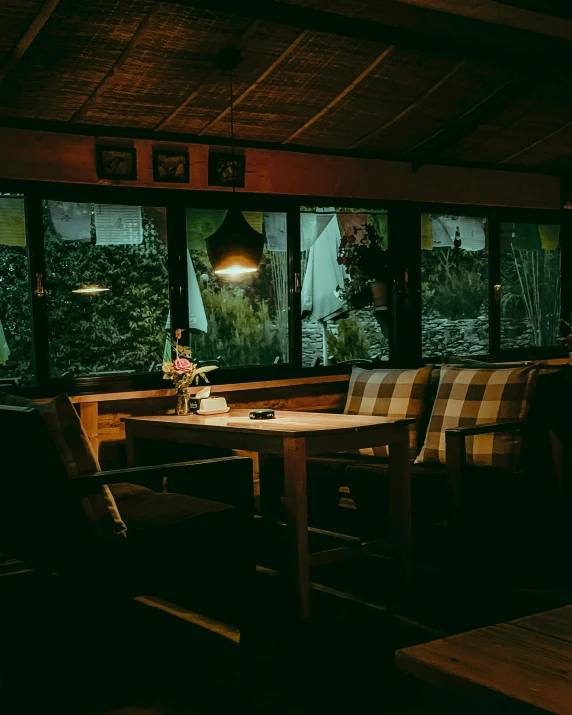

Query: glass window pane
44,202,170,378
421,213,489,358
186,209,289,367
500,222,561,349
301,206,389,366
0,194,34,386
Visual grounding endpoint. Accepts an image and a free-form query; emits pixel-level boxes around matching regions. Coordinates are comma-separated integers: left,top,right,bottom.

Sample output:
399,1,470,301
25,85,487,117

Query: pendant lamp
206,47,264,276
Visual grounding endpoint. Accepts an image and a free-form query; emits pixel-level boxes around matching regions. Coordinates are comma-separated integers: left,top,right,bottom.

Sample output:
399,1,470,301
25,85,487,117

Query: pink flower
175,328,182,340
174,358,192,373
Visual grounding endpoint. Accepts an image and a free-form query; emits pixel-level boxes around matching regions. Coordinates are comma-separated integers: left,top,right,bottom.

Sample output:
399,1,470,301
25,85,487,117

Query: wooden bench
396,604,572,714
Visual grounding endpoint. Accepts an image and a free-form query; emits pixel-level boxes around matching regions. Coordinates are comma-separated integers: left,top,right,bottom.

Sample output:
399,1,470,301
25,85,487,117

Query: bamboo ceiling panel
0,0,155,121
359,61,511,154
450,88,572,165
226,31,387,144
162,20,304,135
507,123,572,167
0,0,47,67
287,49,465,149
78,5,256,128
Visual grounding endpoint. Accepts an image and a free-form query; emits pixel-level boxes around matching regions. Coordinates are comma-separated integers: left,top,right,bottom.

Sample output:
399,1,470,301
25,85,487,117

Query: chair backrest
0,405,92,570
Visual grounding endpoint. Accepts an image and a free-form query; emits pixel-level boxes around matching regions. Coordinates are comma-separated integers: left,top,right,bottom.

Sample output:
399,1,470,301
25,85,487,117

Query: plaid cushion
415,365,539,470
344,366,434,460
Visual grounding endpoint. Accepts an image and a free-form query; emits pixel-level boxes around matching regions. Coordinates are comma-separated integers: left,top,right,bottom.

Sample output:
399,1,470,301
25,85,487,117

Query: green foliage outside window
0,245,34,385
326,315,373,362
190,287,282,366
44,207,169,378
422,248,488,320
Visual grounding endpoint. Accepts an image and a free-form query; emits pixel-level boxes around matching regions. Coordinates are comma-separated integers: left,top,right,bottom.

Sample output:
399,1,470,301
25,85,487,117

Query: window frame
416,202,568,362
0,177,567,398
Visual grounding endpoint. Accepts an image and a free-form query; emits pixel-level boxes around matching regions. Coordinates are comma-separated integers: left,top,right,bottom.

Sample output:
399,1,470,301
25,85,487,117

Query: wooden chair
0,402,255,613
0,401,257,711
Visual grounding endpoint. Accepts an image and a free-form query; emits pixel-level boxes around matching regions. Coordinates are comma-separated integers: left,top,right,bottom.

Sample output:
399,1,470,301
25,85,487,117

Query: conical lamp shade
206,209,264,275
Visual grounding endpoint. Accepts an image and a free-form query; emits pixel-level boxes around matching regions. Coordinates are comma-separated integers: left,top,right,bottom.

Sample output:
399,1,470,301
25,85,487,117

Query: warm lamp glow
214,265,257,276
206,209,264,276
72,284,110,294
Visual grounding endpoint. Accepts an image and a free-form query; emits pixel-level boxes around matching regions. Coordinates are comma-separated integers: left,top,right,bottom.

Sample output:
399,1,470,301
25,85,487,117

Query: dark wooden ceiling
1,0,571,173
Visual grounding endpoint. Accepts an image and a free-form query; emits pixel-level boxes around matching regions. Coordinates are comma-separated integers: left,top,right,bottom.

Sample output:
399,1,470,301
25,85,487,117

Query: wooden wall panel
0,127,560,209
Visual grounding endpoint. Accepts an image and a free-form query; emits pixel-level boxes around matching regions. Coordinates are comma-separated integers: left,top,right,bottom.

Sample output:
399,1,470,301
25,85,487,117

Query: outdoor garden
421,217,561,357
0,203,562,388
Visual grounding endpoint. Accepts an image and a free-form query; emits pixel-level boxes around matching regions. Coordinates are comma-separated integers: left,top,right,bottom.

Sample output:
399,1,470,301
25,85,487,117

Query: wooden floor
1,553,571,715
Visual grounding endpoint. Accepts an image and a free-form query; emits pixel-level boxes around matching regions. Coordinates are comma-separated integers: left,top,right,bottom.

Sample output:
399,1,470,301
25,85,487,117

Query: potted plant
162,329,218,414
560,318,572,363
337,221,389,310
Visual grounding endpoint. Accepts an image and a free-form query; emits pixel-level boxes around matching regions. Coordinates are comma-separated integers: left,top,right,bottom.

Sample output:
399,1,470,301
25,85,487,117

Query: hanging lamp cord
229,65,235,192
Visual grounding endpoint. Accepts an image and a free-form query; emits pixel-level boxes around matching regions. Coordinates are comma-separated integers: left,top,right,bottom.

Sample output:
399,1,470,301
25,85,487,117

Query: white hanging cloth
0,318,9,365
300,208,336,252
94,205,143,245
301,214,347,323
47,201,92,242
164,250,208,361
264,212,287,252
431,216,486,251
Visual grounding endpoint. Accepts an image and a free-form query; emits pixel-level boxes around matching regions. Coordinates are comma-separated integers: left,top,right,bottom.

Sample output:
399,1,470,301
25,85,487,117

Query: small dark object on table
249,409,275,420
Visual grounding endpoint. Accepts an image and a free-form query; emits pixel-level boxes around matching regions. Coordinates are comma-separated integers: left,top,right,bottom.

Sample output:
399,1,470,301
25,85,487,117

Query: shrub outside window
43,201,169,378
0,194,34,386
500,222,561,349
421,213,489,358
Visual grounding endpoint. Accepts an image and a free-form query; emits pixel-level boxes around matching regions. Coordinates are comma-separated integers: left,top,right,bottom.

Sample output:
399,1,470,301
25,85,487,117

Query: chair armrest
445,421,525,521
445,420,526,439
69,456,254,516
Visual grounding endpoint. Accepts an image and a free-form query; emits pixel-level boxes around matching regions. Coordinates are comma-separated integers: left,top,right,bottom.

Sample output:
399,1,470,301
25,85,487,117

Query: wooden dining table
124,409,413,619
396,604,572,714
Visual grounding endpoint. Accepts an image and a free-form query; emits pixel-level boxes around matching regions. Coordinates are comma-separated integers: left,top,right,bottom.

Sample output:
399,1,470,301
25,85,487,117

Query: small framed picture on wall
153,150,190,183
96,146,137,181
208,152,245,188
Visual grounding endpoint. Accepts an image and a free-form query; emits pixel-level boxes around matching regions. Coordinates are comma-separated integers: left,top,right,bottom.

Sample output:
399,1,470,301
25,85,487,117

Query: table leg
388,425,412,583
282,437,310,619
125,425,137,468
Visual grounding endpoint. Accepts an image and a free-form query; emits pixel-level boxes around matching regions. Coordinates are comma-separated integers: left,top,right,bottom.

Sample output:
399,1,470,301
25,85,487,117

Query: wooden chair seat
113,487,234,531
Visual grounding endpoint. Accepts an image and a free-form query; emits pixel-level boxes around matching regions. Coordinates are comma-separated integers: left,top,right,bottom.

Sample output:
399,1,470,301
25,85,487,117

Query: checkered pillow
415,364,539,470
344,366,433,460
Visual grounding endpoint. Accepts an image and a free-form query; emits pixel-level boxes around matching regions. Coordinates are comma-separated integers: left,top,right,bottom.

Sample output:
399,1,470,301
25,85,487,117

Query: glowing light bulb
214,265,257,276
72,284,110,294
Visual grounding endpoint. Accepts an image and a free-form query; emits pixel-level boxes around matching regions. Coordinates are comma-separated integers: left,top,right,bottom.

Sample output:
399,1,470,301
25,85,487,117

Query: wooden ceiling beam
161,0,571,74
499,118,572,164
404,72,546,169
283,45,395,145
197,30,308,136
154,20,262,132
70,5,159,123
393,0,572,40
350,59,465,150
0,0,60,89
497,1,572,22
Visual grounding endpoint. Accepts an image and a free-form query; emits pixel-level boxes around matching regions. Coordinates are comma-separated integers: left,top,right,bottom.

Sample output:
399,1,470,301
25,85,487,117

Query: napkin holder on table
197,395,229,414
189,385,210,413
